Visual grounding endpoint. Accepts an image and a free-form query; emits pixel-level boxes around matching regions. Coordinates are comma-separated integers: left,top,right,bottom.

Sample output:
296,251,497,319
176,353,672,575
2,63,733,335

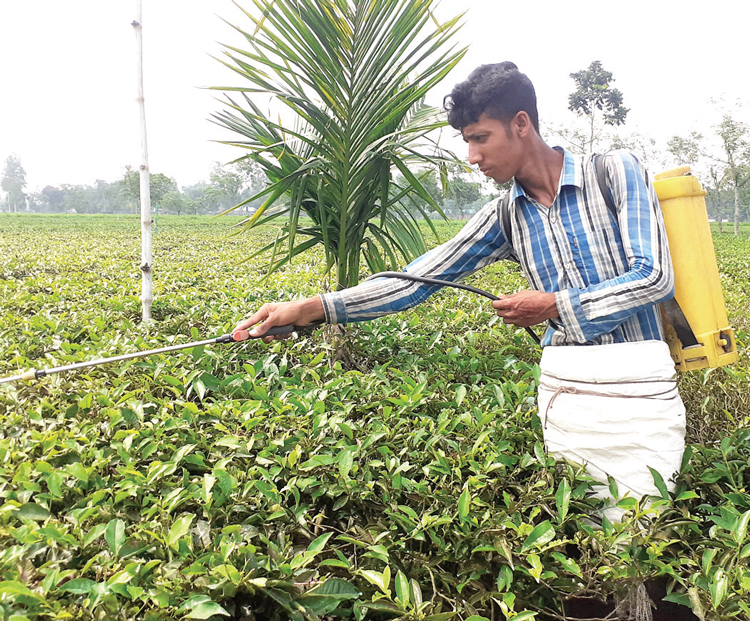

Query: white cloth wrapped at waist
538,340,686,520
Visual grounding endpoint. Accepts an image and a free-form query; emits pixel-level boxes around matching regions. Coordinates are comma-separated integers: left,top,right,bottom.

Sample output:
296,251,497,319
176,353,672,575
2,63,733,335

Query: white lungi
538,340,686,519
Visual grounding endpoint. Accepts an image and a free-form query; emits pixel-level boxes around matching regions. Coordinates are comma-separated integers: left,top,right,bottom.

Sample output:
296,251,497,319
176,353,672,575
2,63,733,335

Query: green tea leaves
105,519,126,556
458,486,471,521
1,216,748,619
521,521,555,552
167,514,194,551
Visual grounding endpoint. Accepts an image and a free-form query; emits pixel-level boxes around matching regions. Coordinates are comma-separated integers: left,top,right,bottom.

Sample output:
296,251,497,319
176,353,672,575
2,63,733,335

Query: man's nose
468,144,481,165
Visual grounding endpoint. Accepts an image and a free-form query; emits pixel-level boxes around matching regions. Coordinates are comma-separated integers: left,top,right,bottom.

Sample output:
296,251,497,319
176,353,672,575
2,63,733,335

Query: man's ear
513,111,532,137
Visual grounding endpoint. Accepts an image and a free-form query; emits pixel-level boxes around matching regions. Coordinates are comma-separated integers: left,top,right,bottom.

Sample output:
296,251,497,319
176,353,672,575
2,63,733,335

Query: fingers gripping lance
0,324,302,385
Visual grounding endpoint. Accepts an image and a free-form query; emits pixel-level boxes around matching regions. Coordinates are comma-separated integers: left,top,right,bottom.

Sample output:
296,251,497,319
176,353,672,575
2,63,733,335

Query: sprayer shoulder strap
593,153,617,218
499,192,512,242
498,192,517,262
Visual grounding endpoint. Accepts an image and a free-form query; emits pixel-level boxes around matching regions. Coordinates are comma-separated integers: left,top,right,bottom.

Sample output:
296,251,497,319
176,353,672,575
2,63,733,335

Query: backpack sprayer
653,166,738,371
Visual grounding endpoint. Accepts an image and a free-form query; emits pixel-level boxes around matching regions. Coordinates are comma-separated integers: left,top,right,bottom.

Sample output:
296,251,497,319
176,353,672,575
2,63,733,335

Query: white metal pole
133,0,153,322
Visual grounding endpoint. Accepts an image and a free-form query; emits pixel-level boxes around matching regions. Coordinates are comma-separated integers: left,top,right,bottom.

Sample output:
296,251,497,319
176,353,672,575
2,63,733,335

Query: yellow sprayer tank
653,166,738,372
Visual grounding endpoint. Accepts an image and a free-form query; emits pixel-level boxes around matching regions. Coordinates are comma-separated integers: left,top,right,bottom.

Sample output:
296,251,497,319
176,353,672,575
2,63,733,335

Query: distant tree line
1,153,496,221
0,158,267,216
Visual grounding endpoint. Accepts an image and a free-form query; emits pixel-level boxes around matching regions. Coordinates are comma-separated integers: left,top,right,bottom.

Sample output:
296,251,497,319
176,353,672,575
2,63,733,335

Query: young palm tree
212,0,465,290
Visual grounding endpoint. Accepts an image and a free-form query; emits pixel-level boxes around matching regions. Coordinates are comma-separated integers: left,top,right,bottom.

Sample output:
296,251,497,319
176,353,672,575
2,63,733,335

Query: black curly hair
444,62,539,133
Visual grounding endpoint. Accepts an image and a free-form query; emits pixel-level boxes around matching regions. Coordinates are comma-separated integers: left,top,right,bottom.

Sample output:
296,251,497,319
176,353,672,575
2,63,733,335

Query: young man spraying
233,62,686,517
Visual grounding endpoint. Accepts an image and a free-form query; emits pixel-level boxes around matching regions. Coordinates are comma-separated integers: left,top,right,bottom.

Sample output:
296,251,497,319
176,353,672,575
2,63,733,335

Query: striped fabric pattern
320,148,675,347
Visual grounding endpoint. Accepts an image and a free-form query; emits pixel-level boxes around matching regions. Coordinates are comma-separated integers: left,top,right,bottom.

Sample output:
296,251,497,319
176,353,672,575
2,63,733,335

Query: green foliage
0,215,749,620
715,113,750,235
667,107,750,230
212,0,465,289
558,60,629,155
568,60,628,127
667,132,703,167
1,155,27,213
18,162,267,217
120,167,179,206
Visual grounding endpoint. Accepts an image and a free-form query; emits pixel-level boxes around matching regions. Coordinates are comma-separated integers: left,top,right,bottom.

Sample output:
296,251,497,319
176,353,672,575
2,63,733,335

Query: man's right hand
232,296,326,343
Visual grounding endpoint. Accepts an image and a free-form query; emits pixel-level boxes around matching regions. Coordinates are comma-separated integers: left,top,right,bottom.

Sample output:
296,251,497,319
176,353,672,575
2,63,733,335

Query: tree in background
175,161,267,214
41,186,66,212
204,161,264,213
443,165,483,219
668,107,750,234
666,132,703,169
608,131,669,171
1,162,264,216
666,132,728,230
716,113,750,235
212,0,465,290
63,185,96,214
158,191,189,216
2,155,28,212
119,167,178,213
27,181,131,214
447,177,482,218
396,166,500,221
181,182,212,215
394,170,444,219
665,131,733,231
206,162,243,211
234,158,267,212
555,61,629,154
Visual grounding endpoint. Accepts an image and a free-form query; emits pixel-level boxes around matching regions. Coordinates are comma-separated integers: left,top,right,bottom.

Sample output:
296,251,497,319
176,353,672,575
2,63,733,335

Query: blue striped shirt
320,148,675,347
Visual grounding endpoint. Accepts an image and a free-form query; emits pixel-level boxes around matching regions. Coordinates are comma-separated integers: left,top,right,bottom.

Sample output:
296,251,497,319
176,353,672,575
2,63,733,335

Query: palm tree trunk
336,257,348,292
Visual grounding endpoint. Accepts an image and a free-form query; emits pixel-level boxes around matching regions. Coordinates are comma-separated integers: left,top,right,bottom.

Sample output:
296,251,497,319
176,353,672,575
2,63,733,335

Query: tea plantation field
1,214,750,620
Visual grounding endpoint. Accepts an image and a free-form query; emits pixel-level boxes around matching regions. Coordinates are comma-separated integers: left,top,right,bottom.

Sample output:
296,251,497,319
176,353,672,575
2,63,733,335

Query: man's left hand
492,290,558,327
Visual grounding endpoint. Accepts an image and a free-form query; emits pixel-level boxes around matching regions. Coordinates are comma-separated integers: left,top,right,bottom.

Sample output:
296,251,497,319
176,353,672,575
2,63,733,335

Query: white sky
1,0,748,193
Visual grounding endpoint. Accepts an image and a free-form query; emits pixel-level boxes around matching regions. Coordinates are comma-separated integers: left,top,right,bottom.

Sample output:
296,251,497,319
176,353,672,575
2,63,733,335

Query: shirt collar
508,147,582,203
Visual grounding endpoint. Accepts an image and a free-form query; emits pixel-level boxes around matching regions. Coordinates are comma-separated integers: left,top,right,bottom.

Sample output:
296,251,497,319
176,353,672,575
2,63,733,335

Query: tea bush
1,215,750,620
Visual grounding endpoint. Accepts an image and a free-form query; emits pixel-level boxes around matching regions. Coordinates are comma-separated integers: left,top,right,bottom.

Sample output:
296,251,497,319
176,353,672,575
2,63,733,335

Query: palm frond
212,0,465,289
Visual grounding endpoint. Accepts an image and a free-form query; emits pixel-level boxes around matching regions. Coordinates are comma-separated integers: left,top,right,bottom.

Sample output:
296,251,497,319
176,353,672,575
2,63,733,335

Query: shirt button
550,215,557,223
564,262,571,269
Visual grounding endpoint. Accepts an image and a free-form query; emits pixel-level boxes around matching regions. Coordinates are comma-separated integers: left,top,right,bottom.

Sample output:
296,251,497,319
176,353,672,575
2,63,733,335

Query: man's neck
514,138,564,208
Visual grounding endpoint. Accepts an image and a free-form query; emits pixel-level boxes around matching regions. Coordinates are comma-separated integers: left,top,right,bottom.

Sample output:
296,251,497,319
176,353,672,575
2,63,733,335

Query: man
233,62,686,517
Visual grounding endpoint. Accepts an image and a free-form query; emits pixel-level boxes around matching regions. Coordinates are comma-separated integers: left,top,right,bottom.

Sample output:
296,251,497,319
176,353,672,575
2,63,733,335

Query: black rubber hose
363,271,541,345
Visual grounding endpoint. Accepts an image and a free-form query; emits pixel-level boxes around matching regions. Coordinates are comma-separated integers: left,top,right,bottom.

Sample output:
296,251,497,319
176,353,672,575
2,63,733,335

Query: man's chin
481,169,509,185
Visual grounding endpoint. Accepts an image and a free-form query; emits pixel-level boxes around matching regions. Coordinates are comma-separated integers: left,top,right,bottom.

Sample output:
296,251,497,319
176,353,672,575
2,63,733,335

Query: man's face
461,112,520,185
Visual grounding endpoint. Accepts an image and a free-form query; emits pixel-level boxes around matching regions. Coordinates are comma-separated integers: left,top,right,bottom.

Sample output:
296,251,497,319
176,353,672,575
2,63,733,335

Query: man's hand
233,296,325,343
492,290,558,327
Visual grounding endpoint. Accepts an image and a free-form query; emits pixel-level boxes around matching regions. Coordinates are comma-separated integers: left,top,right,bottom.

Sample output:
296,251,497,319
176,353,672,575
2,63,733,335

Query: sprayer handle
261,324,298,337
224,321,323,343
